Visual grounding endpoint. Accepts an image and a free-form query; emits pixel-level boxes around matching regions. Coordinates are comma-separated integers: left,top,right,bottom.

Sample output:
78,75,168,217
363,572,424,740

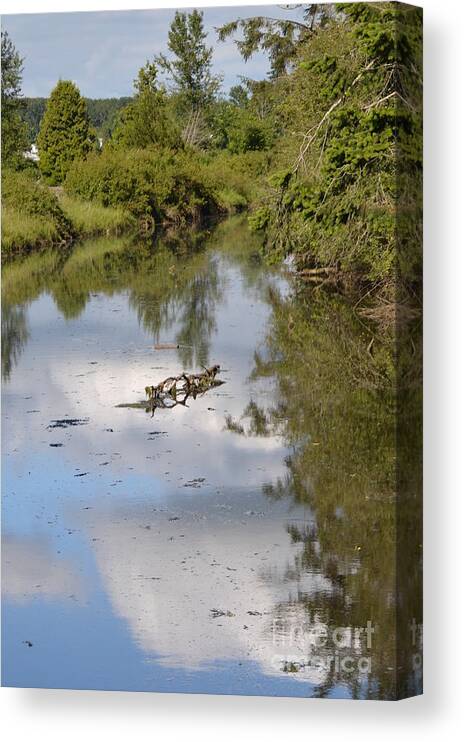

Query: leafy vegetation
1,31,28,169
238,3,422,305
2,170,74,255
3,3,422,309
2,169,132,256
65,148,218,224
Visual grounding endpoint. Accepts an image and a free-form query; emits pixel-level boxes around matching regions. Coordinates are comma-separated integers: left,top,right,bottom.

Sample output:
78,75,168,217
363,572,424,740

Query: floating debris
210,609,235,618
183,478,206,488
118,365,224,417
48,418,89,429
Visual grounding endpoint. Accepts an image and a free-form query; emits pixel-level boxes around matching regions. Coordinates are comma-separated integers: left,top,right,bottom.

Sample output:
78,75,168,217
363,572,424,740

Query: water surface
1,219,421,698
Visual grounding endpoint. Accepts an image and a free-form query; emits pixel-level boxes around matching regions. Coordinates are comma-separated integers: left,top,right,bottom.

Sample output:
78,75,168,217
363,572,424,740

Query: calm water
1,218,422,699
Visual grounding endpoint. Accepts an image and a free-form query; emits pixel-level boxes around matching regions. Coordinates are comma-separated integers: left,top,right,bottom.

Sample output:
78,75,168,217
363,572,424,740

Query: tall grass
59,194,135,236
1,204,62,256
1,169,135,258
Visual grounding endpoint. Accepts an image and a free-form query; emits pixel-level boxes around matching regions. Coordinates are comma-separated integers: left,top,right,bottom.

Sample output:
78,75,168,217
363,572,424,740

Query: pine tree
37,80,93,184
1,31,28,168
111,62,181,150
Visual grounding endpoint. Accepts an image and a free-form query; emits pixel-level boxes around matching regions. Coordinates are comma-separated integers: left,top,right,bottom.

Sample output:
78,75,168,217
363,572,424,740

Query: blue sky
2,5,305,98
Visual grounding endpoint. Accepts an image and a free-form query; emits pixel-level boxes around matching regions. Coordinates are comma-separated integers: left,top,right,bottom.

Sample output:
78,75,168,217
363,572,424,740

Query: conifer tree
38,80,92,184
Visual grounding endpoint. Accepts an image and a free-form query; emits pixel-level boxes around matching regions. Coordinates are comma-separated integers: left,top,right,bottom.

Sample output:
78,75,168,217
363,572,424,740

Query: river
1,217,422,699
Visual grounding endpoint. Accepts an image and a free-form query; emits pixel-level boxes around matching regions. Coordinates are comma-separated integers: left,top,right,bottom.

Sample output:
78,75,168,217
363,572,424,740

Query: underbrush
2,170,74,256
1,169,135,257
65,148,219,225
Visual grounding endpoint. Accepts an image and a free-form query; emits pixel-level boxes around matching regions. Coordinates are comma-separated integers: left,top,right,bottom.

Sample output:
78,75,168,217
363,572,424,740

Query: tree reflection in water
225,283,422,699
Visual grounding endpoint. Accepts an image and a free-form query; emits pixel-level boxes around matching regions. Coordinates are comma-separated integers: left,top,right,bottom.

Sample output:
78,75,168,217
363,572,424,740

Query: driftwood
297,266,340,277
117,365,223,417
145,364,221,402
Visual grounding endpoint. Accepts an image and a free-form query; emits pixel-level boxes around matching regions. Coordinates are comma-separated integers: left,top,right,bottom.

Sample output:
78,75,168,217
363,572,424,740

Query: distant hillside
21,97,132,142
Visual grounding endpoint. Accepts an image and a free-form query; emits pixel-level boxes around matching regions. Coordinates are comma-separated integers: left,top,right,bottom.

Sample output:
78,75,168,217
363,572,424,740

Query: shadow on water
1,217,421,699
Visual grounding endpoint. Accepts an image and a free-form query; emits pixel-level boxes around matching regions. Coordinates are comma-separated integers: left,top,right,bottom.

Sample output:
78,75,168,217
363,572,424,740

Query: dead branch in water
117,365,224,417
145,364,221,403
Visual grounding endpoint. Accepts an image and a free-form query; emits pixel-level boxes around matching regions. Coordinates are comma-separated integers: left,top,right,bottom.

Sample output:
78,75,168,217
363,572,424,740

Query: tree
155,10,221,112
1,31,28,168
251,2,422,294
37,80,93,184
229,84,249,108
218,4,336,77
111,61,181,150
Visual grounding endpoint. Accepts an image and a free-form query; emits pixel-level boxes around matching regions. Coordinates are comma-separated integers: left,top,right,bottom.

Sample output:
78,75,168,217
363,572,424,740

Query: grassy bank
1,170,134,258
59,193,135,237
64,146,266,227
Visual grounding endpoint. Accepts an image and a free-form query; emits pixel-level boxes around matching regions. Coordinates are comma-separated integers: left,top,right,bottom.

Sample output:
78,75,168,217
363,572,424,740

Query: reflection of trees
2,218,269,381
1,304,29,381
227,286,422,699
2,229,225,372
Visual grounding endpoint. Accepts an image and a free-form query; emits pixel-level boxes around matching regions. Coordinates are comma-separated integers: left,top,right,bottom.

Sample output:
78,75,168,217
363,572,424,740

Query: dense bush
201,150,270,211
1,170,134,255
246,3,422,293
65,147,222,223
2,170,74,254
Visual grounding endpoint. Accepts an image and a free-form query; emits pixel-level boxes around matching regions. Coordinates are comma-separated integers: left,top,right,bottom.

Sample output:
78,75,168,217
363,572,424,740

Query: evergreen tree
111,62,181,150
37,80,93,184
155,10,220,112
1,31,28,168
218,4,335,77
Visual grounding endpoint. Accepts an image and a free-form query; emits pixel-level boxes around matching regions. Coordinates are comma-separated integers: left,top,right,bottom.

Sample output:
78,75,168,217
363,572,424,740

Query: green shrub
37,80,94,185
65,147,219,223
201,150,270,209
1,170,74,255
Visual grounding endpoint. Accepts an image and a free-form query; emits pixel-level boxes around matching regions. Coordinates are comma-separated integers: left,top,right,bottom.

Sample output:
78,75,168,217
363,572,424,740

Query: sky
1,5,305,99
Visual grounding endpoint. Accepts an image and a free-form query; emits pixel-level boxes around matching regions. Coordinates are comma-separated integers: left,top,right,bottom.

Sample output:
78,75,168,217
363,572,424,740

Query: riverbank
1,148,264,259
1,169,135,259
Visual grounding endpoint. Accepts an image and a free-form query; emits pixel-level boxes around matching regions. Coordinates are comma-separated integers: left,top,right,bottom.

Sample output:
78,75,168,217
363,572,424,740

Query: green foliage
111,63,182,150
201,149,271,210
65,147,219,223
59,194,135,236
1,170,74,254
218,5,335,77
252,2,422,290
1,31,28,168
20,97,46,142
21,96,131,142
84,97,131,138
37,80,94,184
1,170,133,255
155,9,221,112
208,100,272,154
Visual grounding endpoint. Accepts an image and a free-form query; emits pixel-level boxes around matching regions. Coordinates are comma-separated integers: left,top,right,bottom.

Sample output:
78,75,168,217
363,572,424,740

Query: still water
1,218,421,699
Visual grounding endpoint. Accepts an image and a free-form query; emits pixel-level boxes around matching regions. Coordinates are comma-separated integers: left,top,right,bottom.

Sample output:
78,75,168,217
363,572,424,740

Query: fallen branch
117,365,224,417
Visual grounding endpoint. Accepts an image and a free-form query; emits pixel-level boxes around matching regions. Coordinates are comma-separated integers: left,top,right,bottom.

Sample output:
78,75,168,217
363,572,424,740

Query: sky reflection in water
2,221,416,698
